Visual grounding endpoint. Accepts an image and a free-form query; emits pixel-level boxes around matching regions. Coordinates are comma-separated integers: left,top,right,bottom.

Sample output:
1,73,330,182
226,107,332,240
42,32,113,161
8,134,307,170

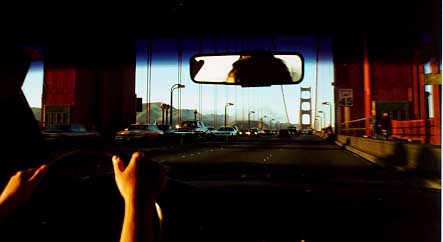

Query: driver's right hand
112,152,166,204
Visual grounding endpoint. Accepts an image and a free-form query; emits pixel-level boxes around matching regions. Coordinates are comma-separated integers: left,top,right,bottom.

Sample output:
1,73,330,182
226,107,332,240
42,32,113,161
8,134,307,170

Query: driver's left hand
0,164,48,222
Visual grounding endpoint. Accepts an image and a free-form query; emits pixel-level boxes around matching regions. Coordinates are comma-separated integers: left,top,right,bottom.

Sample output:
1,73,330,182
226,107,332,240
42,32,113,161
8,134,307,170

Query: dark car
157,124,172,132
288,126,299,135
248,128,264,136
114,123,164,143
172,120,209,142
237,129,248,136
41,124,101,144
278,128,291,137
174,120,208,134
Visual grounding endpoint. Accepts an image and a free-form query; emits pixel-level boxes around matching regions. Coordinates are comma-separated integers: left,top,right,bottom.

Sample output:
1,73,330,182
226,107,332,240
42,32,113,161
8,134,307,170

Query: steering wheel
3,149,189,242
0,150,120,241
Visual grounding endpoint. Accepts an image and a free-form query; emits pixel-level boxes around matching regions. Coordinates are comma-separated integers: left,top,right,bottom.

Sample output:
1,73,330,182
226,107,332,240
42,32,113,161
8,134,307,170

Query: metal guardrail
338,117,441,145
391,119,440,144
340,118,367,133
341,128,366,131
340,117,367,125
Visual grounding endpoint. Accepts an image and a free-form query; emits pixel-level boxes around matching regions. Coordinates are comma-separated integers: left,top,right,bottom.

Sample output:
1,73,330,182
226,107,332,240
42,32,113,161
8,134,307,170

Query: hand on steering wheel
0,164,48,222
112,151,166,204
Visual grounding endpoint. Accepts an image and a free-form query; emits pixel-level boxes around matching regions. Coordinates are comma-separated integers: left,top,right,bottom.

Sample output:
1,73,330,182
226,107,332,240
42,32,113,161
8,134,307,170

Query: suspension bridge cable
147,39,153,124
178,37,183,124
314,36,320,129
198,36,203,120
272,35,290,125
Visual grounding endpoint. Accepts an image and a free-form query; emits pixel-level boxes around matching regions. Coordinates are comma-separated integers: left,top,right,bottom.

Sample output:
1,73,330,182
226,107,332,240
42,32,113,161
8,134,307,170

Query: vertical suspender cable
213,36,218,128
198,36,203,120
314,36,320,129
240,36,245,128
177,37,183,124
233,35,237,124
272,36,290,125
147,39,153,124
225,35,229,126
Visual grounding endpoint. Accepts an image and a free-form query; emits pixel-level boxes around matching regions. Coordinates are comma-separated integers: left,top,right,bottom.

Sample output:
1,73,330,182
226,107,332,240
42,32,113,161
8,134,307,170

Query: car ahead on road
172,120,209,142
114,123,164,142
278,128,291,138
263,129,278,136
247,127,265,136
213,126,237,137
288,127,300,136
157,124,173,133
302,128,314,135
174,120,209,134
237,129,248,136
206,126,216,137
41,124,101,144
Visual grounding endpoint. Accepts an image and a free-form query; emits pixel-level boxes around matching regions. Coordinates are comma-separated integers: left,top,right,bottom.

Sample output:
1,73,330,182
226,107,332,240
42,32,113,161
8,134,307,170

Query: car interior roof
1,0,440,44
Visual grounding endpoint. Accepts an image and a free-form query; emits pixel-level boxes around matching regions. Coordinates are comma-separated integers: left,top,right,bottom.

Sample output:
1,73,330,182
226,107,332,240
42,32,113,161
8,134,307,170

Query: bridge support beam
42,40,136,138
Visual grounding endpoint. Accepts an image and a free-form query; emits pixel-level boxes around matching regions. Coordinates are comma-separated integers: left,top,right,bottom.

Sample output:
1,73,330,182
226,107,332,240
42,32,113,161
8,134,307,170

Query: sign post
338,89,353,135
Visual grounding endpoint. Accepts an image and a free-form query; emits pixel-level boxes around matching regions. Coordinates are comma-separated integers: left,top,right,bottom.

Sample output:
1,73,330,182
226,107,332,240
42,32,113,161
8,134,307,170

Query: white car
213,127,237,137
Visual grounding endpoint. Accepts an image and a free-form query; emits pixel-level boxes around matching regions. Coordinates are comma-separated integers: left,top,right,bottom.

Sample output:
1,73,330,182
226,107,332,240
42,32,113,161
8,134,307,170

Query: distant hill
31,107,41,121
136,103,298,129
137,102,232,128
136,102,201,124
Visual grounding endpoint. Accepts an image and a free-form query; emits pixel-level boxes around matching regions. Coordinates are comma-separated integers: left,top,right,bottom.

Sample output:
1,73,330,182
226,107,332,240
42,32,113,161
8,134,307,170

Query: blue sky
22,60,44,109
134,35,335,125
22,35,336,126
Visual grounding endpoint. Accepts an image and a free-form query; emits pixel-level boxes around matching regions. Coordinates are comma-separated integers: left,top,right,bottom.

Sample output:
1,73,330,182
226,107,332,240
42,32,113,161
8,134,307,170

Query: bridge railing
339,118,367,137
392,118,441,145
339,117,441,145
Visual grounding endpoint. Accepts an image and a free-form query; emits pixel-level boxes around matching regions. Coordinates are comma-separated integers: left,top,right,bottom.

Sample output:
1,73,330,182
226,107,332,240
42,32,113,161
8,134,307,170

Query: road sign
338,89,353,106
425,73,442,85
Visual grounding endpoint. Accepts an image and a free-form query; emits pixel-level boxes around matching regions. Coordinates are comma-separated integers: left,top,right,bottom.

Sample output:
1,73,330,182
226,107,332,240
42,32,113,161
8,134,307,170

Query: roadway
44,133,437,189
151,135,371,167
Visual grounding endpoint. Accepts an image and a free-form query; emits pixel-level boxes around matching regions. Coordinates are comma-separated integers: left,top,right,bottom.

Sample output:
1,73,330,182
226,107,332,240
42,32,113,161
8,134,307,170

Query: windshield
180,121,197,128
2,1,441,242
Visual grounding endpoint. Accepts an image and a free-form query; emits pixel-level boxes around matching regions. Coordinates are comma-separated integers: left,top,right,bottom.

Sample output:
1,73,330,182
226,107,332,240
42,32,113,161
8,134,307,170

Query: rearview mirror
190,51,304,87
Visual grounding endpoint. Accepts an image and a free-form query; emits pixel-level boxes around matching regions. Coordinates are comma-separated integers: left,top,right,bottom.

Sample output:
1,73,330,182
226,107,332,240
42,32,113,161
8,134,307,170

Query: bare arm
0,164,47,223
121,199,156,242
112,152,165,242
